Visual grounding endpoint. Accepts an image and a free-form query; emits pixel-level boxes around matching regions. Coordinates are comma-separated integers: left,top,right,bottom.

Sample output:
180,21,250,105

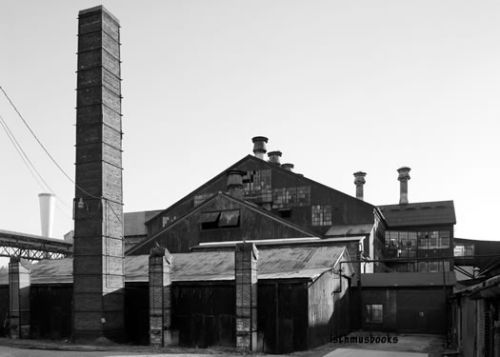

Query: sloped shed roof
378,201,456,227
0,245,346,285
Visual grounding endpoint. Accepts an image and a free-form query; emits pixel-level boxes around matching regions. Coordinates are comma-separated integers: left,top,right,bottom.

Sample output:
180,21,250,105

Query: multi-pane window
311,205,332,226
385,230,451,254
385,230,452,272
272,186,311,209
243,170,272,195
454,244,474,257
418,231,450,249
365,304,383,323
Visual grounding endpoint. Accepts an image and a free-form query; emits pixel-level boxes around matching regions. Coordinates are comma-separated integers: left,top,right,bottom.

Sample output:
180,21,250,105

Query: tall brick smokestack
73,6,124,341
397,167,411,205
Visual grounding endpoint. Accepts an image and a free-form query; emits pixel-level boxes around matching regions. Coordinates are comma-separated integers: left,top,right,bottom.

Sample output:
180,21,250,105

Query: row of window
385,231,451,258
272,186,311,209
454,244,475,257
193,203,333,230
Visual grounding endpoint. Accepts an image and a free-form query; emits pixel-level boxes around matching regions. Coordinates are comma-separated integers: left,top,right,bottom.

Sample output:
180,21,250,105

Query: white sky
1,0,499,241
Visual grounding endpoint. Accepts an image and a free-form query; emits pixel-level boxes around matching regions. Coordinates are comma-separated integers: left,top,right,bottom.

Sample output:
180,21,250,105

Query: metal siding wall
30,285,73,339
171,283,235,348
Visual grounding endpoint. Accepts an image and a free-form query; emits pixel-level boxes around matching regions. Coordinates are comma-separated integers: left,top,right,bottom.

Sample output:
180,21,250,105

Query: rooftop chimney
252,136,268,160
397,167,411,204
281,163,294,172
353,172,366,200
38,193,55,237
267,151,282,165
226,170,245,199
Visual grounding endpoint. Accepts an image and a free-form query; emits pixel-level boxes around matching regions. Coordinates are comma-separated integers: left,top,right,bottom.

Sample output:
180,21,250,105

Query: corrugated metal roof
0,245,346,285
325,224,373,237
378,201,456,227
360,272,456,287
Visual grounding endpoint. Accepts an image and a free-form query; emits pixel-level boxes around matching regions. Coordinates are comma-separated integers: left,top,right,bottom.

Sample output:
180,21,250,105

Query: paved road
323,348,427,357
0,346,230,357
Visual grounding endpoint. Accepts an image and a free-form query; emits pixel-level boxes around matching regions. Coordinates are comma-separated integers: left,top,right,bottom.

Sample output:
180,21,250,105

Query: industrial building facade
2,4,495,356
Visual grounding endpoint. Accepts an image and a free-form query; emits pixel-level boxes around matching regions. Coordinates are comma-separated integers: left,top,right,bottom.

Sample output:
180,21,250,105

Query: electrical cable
0,113,74,214
0,113,54,193
0,85,123,224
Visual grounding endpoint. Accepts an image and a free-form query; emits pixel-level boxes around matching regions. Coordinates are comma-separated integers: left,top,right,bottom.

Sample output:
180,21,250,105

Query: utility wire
0,113,73,213
1,86,76,185
0,113,54,193
0,85,123,224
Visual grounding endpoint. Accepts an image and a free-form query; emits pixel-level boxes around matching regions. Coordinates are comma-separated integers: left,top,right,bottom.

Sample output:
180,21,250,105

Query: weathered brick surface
149,248,174,347
73,5,124,341
8,259,30,339
234,243,258,352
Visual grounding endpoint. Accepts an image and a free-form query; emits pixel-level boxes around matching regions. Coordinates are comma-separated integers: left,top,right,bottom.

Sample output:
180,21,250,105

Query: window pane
198,212,220,223
219,210,240,227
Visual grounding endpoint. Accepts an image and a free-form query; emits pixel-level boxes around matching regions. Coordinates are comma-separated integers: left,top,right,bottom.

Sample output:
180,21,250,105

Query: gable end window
311,205,332,226
199,210,240,229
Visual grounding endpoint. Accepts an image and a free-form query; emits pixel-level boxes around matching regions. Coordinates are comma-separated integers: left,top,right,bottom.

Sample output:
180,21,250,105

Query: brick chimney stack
397,167,411,204
226,170,245,200
235,242,258,352
251,136,268,160
353,171,366,200
267,151,282,165
73,5,125,341
281,163,294,172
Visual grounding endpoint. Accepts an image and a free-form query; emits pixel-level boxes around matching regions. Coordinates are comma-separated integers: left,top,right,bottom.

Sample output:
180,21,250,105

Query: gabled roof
0,245,347,285
127,191,317,255
377,200,456,227
146,154,377,224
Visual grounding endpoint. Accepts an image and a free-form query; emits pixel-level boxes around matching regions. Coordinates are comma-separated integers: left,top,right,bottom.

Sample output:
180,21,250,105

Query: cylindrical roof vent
252,136,268,160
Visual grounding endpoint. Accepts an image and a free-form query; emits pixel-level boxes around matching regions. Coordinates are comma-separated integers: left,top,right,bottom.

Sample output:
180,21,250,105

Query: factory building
0,4,478,355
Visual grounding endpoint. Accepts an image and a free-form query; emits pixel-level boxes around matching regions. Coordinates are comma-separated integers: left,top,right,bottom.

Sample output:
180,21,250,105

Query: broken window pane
198,211,220,224
311,205,332,226
219,209,240,227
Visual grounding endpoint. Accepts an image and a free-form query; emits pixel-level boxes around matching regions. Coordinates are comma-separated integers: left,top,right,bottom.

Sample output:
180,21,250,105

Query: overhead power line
0,85,123,224
0,113,54,193
0,112,73,214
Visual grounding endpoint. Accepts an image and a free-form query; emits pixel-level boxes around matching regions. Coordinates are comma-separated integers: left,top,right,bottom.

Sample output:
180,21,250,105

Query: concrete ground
0,333,446,356
322,349,426,357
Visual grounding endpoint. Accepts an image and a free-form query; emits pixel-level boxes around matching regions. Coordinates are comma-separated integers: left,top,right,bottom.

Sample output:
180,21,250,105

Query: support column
149,246,175,347
235,242,258,352
8,258,30,339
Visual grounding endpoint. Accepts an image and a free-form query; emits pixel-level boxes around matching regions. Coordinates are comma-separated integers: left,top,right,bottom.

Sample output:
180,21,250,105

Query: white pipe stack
38,193,55,237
